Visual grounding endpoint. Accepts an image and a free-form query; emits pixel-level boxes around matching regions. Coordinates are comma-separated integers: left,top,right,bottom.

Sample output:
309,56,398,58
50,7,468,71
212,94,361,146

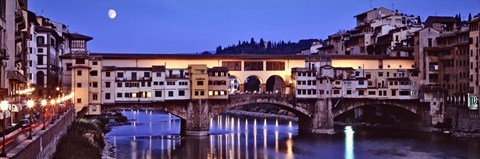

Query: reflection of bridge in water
104,94,438,136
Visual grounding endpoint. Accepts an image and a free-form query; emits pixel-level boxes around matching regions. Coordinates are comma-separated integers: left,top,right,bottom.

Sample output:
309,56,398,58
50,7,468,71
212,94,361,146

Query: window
92,105,97,112
117,72,124,78
168,91,174,97
346,90,352,95
75,59,85,64
378,72,383,77
154,82,158,85
358,90,364,95
92,82,98,88
37,55,44,65
77,83,82,88
167,82,175,85
105,93,111,100
399,90,410,96
333,90,340,94
156,72,162,77
66,63,72,71
222,61,241,71
368,91,376,95
159,81,164,85
37,36,45,45
179,81,188,85
125,93,131,98
131,72,137,80
117,93,122,98
90,70,98,76
179,90,185,96
106,72,111,77
358,80,364,85
197,81,204,85
391,90,396,96
92,94,98,100
244,61,263,71
117,83,122,87
77,98,81,103
71,40,86,48
77,70,82,76
92,61,98,65
144,72,150,78
155,91,162,97
105,82,111,88
266,61,285,71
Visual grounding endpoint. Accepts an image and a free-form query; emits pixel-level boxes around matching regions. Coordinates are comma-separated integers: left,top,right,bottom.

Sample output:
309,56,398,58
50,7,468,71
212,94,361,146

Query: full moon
108,9,116,19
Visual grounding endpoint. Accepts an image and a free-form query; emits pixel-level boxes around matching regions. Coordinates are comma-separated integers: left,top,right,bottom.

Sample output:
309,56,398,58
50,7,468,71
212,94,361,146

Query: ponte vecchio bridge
60,53,445,136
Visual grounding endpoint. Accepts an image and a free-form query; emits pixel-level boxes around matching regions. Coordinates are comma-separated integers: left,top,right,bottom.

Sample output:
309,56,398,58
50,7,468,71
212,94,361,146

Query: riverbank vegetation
53,119,107,159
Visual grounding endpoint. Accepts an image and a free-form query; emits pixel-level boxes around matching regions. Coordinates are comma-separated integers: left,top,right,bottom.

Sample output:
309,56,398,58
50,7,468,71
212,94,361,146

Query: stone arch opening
228,75,241,94
210,100,313,133
244,75,262,93
334,104,422,126
265,75,285,94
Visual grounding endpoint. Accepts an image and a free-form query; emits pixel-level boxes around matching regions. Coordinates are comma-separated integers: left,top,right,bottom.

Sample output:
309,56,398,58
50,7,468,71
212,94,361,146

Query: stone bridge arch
209,94,311,119
332,98,430,124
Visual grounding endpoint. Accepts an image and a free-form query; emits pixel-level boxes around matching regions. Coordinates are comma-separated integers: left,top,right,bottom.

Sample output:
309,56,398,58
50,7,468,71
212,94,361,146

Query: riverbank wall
445,106,480,137
7,108,75,159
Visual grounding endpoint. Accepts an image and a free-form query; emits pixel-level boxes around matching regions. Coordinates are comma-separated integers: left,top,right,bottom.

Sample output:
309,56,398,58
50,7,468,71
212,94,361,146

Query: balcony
7,70,27,83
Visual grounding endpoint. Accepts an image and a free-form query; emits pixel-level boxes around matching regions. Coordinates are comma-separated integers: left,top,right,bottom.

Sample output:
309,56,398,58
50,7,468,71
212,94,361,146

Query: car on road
20,119,31,128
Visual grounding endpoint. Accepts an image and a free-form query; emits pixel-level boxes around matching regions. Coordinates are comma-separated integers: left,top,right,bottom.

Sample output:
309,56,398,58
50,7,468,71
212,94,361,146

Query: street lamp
56,99,61,116
41,99,47,130
40,99,47,130
50,99,55,124
26,100,34,140
0,101,8,157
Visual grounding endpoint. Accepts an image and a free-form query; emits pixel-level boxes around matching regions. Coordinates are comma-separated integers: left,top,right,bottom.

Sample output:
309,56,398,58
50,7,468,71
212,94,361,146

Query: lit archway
228,75,241,94
244,75,262,93
266,75,284,93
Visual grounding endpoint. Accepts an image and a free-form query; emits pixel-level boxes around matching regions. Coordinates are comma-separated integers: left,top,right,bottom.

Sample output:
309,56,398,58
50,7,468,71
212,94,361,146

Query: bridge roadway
103,94,437,136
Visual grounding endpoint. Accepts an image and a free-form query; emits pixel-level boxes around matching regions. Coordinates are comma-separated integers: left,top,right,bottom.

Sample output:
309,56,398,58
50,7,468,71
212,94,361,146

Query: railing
229,94,294,100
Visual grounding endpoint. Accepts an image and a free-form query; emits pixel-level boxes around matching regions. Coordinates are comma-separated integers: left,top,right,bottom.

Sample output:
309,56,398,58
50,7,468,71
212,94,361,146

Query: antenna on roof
391,3,394,11
370,0,372,9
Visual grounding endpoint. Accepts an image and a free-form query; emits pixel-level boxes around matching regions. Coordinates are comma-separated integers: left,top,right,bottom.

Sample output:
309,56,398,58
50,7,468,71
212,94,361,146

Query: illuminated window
266,61,285,71
244,61,263,71
222,61,241,71
208,91,213,96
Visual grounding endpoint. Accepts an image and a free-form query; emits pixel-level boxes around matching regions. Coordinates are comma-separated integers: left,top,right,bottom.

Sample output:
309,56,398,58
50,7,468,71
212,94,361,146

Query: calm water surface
107,110,480,159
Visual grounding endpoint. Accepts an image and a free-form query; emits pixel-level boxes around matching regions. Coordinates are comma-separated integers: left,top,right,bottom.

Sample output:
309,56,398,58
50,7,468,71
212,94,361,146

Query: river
106,110,480,159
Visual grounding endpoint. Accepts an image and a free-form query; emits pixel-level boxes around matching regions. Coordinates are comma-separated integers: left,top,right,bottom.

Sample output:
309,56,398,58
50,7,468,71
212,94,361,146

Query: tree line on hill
215,38,321,54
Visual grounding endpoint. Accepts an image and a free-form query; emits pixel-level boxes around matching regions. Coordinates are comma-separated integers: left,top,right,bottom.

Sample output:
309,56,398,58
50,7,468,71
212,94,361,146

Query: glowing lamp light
41,99,47,107
0,101,8,111
50,99,55,105
27,100,34,108
56,99,61,104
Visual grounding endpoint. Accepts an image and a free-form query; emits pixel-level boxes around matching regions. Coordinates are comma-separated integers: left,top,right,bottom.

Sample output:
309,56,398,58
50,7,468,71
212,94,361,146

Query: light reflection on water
108,110,480,159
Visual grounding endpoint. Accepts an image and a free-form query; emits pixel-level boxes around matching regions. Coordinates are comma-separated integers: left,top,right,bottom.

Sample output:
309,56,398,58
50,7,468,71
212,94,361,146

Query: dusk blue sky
30,0,480,53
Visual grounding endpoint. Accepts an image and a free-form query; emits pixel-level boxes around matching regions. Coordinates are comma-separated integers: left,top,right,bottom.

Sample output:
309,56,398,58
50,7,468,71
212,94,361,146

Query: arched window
37,71,45,86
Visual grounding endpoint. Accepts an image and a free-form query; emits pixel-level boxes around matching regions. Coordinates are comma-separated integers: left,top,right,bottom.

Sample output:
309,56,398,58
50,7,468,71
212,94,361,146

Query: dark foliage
216,38,321,54
53,119,106,159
